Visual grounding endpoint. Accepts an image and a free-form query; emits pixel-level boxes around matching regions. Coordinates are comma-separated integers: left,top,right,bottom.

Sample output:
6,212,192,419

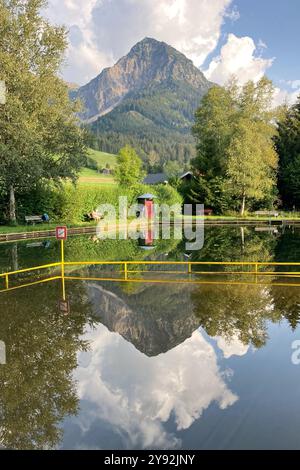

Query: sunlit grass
78,167,116,186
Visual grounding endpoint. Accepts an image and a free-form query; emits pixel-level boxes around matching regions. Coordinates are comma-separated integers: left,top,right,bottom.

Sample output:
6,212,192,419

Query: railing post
124,262,128,281
61,239,65,278
188,263,192,274
255,263,258,283
61,239,66,300
5,274,9,290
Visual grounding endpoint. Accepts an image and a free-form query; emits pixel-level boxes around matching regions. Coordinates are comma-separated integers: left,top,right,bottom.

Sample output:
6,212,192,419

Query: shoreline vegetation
1,3,299,234
1,214,300,242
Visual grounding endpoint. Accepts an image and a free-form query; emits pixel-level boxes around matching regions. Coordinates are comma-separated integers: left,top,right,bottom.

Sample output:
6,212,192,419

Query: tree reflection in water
0,281,95,450
1,226,300,448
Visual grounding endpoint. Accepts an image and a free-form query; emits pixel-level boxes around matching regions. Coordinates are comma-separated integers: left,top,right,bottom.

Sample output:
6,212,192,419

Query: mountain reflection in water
1,226,300,449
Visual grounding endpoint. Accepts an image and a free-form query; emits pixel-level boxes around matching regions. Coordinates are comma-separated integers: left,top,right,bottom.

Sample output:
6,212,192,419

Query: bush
12,181,182,224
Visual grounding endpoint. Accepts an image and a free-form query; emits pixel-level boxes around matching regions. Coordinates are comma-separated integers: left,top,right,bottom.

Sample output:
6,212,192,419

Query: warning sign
0,81,6,105
56,226,68,240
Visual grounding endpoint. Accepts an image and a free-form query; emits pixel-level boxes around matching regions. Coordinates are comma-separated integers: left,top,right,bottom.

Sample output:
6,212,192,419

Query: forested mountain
72,38,213,167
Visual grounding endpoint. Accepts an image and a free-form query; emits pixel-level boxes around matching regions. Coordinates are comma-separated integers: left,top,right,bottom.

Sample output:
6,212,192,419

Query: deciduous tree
0,0,86,223
275,97,300,208
192,77,278,214
114,145,145,187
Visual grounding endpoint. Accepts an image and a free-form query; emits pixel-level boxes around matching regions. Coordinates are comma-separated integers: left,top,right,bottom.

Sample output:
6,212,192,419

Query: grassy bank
0,182,182,234
2,213,300,237
0,221,98,235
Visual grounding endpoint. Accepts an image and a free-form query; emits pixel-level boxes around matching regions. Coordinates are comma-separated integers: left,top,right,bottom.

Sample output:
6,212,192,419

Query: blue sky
45,0,299,103
223,0,300,88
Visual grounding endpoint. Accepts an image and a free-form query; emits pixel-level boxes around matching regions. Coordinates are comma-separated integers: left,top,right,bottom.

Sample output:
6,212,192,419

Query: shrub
12,182,182,224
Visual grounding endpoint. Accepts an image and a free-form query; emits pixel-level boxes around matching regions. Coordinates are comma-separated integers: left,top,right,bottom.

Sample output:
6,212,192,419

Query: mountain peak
128,36,193,65
129,37,172,52
74,38,211,122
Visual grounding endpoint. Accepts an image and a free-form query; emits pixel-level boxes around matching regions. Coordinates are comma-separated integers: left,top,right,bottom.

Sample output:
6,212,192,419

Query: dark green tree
192,78,279,214
192,85,236,178
275,97,300,208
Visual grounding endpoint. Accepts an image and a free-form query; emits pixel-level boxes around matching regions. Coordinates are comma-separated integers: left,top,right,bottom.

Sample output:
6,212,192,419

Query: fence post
61,239,65,277
61,240,66,300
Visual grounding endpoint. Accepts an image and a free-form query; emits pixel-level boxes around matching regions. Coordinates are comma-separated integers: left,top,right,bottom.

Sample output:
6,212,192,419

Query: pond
1,225,300,450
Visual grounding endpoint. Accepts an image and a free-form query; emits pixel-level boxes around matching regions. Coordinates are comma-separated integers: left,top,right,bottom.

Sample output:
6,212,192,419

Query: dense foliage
275,97,300,209
114,145,145,187
90,81,208,170
3,180,182,224
0,0,86,223
191,78,279,215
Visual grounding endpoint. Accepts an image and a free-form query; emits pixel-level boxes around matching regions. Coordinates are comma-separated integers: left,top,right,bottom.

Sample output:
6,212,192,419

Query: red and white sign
56,226,68,240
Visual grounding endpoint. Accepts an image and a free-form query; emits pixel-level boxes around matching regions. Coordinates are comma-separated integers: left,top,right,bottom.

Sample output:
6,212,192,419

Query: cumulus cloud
65,324,238,449
214,334,249,359
44,1,296,109
45,0,233,84
45,0,112,84
204,33,274,85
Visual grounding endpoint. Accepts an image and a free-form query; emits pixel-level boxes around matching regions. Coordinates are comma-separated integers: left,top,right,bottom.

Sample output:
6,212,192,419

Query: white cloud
224,5,240,22
258,39,268,50
67,324,238,449
204,33,274,85
45,0,111,84
286,80,300,90
214,334,249,359
273,87,300,107
45,0,233,84
44,1,296,109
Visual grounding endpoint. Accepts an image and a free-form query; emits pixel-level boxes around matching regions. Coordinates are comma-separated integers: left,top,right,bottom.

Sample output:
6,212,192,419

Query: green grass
87,148,117,169
78,148,117,186
0,221,101,236
78,167,116,186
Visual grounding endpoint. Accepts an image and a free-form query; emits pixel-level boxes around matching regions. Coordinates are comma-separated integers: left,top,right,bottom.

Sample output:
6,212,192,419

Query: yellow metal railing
63,260,300,277
2,259,300,295
0,262,61,292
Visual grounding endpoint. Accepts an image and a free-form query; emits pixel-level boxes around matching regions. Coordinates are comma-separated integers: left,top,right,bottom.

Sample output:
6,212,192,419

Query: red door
145,200,154,220
145,228,154,245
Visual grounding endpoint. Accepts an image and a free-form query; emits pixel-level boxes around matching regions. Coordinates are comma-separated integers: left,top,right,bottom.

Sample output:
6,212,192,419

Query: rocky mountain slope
72,38,213,164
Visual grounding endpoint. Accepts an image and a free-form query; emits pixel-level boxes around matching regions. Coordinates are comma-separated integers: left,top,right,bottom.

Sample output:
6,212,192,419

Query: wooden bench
254,211,279,218
25,215,44,225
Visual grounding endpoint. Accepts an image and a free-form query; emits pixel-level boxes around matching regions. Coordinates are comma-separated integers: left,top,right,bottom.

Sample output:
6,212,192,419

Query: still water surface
1,225,300,449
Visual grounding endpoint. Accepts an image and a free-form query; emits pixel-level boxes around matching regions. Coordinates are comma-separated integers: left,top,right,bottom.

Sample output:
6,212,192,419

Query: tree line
1,1,299,225
189,78,300,214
